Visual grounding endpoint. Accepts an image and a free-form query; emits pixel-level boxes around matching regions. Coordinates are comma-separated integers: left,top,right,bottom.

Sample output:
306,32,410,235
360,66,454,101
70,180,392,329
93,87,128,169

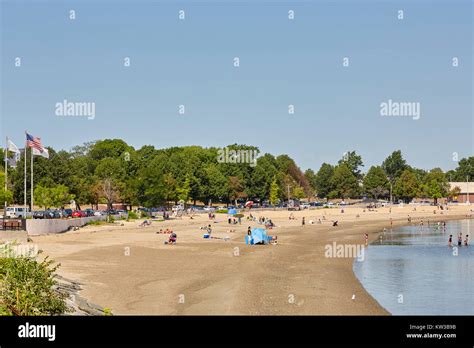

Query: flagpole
24,131,27,213
31,145,34,211
4,137,7,217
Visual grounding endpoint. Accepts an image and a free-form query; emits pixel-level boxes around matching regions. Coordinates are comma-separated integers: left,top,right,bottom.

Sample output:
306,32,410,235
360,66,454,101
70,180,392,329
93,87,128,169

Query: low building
449,182,474,203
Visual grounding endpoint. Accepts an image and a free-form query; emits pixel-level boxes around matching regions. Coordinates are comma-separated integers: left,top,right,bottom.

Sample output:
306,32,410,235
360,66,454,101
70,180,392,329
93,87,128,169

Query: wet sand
32,205,472,315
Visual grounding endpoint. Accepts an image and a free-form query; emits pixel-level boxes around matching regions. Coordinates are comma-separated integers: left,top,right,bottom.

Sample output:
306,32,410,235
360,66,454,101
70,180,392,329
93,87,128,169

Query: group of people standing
448,233,469,247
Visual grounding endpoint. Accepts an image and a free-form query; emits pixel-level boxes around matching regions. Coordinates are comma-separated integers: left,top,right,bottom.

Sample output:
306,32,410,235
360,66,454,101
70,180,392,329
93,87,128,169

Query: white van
5,207,32,218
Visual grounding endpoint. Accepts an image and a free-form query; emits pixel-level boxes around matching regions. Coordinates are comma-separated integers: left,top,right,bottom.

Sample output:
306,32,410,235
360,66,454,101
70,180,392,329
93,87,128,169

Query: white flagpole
31,145,34,211
4,137,7,217
24,132,27,213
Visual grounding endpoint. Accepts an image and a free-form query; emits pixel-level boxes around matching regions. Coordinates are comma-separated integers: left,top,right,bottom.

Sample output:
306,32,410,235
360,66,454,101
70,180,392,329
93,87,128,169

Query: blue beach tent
245,228,272,245
228,208,237,215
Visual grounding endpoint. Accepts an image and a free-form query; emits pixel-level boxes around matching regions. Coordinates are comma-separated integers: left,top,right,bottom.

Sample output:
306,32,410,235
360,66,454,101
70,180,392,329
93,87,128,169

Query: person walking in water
448,234,453,247
458,233,463,246
464,235,469,246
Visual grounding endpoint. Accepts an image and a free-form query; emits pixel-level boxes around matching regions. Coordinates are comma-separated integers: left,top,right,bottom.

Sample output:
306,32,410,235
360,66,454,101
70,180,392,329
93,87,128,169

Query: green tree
330,164,359,199
0,171,13,208
447,156,474,181
393,169,420,203
176,178,191,205
338,151,364,179
269,177,280,205
314,163,335,198
424,168,449,204
292,186,306,200
34,184,74,209
363,166,389,199
382,150,408,181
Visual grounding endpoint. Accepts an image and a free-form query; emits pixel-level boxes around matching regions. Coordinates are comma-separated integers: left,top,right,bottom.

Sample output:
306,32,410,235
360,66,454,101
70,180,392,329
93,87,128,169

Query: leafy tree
338,151,364,179
176,178,191,205
447,156,474,181
314,163,335,198
330,164,359,199
292,186,306,200
382,150,408,181
269,177,280,205
363,166,389,199
0,171,13,208
393,169,420,203
34,184,74,209
424,168,449,204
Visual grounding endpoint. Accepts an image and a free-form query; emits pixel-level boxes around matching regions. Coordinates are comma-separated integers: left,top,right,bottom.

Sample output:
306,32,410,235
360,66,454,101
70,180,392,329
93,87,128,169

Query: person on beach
390,218,393,228
332,220,338,227
247,226,252,236
364,233,369,246
207,224,212,235
168,232,177,245
408,215,412,223
448,235,453,247
302,217,305,226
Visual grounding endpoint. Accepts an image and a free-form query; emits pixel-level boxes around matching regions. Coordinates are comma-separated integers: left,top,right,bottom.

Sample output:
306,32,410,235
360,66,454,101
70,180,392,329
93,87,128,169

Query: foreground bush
0,250,69,316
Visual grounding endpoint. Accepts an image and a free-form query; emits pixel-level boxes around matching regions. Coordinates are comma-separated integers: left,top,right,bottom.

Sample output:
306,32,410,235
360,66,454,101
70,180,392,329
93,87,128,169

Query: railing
0,218,26,231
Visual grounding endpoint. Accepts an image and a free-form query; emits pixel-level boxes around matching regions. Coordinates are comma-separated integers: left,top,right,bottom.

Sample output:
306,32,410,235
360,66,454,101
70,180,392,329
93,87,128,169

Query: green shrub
86,220,106,226
0,249,70,315
215,209,228,214
127,211,139,220
103,307,113,316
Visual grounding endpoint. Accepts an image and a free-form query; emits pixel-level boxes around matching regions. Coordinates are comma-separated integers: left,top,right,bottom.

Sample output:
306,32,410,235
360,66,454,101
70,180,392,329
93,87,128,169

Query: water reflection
353,219,474,315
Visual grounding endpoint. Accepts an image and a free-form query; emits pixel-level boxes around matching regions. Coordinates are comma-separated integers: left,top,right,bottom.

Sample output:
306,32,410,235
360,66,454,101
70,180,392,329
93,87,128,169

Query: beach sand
32,205,472,315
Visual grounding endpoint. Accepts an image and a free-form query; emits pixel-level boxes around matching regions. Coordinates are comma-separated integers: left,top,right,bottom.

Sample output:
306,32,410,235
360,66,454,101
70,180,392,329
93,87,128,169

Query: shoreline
29,206,472,315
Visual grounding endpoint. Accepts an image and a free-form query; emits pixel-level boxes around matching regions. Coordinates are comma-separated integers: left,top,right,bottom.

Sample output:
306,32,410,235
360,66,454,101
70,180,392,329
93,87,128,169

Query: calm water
353,219,474,315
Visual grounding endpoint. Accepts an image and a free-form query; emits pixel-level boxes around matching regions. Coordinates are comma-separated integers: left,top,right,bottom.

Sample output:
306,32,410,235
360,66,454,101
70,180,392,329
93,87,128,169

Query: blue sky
1,0,472,172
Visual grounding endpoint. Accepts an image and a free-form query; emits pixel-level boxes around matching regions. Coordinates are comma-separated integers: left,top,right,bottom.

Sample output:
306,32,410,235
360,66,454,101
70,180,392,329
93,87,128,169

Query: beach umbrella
245,201,254,207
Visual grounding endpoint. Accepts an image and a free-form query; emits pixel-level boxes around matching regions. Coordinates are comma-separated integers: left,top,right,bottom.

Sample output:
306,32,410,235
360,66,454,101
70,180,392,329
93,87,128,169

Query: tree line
0,139,472,209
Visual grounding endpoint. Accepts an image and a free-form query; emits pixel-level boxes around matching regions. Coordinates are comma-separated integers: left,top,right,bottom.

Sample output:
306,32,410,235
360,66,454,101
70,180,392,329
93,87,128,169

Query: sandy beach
31,205,472,315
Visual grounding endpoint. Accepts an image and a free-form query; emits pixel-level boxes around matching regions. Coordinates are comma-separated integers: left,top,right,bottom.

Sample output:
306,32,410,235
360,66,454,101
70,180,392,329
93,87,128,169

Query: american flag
26,132,44,152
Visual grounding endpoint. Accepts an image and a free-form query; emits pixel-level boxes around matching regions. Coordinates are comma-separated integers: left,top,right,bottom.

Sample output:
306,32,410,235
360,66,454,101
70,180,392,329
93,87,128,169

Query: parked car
94,210,106,216
203,206,215,212
49,210,62,219
33,211,47,219
84,209,95,217
62,208,73,218
300,203,310,209
310,202,323,207
72,210,87,218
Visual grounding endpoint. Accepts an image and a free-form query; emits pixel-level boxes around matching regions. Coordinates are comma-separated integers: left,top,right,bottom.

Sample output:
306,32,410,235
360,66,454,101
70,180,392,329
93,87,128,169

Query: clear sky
1,0,472,172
